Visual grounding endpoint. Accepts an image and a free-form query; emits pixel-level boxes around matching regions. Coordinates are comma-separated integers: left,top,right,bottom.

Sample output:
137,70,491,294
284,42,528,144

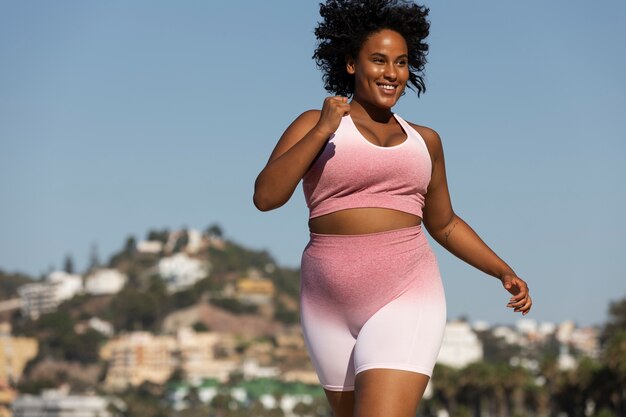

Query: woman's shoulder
404,119,443,155
273,109,322,152
285,109,321,132
301,109,321,117
297,109,322,122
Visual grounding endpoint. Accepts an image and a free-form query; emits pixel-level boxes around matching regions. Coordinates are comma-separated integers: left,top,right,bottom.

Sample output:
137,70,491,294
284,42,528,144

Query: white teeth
379,84,395,90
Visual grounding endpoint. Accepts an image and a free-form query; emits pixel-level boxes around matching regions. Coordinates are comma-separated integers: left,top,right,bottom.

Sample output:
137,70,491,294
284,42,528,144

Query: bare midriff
307,207,422,235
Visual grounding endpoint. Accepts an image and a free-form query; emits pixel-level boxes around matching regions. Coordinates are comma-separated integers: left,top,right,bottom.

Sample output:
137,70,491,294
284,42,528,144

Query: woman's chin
376,97,399,108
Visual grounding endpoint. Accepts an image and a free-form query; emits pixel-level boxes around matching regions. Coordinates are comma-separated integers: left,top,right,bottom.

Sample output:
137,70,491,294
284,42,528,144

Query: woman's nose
384,63,397,79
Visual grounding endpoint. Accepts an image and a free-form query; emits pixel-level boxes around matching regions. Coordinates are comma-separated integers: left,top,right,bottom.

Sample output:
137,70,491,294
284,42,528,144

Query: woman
253,1,532,416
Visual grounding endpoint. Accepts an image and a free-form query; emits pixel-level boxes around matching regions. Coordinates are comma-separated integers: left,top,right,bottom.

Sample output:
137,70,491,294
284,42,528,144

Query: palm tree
493,364,533,417
247,399,267,416
430,364,461,415
538,354,560,415
293,401,316,417
603,331,626,416
211,392,234,415
458,362,495,417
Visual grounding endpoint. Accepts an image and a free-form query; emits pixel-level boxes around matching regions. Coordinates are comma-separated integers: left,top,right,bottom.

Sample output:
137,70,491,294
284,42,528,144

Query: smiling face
346,29,409,110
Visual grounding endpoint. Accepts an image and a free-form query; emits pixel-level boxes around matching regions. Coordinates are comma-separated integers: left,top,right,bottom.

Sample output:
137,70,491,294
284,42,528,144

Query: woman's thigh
354,369,430,417
324,389,355,417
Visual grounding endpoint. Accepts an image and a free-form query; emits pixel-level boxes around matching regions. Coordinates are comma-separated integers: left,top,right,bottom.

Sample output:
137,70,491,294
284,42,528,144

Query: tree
120,381,172,417
206,223,223,238
172,229,189,253
494,364,533,417
458,362,494,417
192,321,210,332
88,243,100,272
210,393,233,412
109,276,169,332
601,294,626,416
603,331,626,416
602,297,626,344
146,228,170,244
0,269,35,299
267,407,285,417
183,386,202,411
293,401,315,417
430,364,460,415
124,235,136,254
63,254,74,274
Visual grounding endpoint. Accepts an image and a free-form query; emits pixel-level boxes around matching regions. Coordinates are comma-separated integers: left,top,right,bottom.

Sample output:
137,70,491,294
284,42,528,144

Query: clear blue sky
1,1,624,327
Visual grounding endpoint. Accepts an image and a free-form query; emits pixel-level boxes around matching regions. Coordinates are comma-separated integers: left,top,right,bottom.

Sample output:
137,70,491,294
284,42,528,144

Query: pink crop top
302,113,432,220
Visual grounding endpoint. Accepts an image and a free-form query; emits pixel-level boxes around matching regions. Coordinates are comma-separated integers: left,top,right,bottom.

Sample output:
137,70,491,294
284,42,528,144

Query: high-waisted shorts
299,224,446,391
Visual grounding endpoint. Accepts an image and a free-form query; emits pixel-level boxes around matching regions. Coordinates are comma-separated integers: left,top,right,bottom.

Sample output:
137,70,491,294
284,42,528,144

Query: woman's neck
348,97,394,123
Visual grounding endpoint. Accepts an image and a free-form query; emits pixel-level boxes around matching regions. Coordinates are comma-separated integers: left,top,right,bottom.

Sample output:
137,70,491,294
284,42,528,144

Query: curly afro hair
313,0,430,98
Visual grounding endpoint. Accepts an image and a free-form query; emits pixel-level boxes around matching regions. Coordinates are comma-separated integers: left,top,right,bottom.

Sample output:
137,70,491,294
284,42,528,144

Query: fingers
507,296,526,308
327,95,348,104
324,96,350,115
503,275,532,315
519,296,532,315
509,285,528,303
317,96,351,135
507,294,532,313
512,295,532,315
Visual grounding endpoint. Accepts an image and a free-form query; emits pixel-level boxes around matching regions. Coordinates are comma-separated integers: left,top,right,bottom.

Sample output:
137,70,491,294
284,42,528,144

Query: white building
175,328,238,384
11,391,113,417
539,321,556,336
556,320,576,344
47,271,83,301
84,268,127,295
242,358,280,380
136,240,163,254
516,318,538,334
472,320,490,332
558,344,577,370
18,283,56,319
89,317,115,337
493,325,525,346
186,229,204,254
100,328,238,390
157,253,210,293
18,271,82,319
571,326,600,358
437,320,483,368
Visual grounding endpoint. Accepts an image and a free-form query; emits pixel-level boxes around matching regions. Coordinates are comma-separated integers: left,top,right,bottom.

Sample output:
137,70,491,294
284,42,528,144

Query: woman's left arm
417,125,532,316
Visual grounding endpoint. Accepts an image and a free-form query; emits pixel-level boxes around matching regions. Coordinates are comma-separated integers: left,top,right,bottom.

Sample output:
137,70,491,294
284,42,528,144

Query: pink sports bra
302,113,432,220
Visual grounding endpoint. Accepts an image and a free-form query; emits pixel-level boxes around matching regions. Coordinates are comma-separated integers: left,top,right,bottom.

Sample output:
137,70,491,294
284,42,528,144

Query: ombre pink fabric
300,225,447,391
299,113,445,391
302,113,432,219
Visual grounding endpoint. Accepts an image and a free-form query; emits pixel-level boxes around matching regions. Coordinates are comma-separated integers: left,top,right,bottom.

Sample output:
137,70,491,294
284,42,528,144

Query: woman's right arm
253,96,350,211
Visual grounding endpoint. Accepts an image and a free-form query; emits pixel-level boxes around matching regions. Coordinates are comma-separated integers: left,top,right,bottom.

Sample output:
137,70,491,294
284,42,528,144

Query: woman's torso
306,112,434,235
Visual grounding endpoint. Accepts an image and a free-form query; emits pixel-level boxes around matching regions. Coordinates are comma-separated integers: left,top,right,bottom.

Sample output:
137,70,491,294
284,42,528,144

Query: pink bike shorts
299,224,446,391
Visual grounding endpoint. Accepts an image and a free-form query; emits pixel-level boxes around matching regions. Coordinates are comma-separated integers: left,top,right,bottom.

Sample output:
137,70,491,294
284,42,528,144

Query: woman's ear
345,55,356,75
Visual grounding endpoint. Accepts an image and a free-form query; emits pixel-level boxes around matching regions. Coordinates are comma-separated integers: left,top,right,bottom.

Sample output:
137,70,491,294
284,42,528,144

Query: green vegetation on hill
7,223,302,342
210,297,259,315
207,241,274,276
0,269,36,299
107,276,169,332
13,310,106,363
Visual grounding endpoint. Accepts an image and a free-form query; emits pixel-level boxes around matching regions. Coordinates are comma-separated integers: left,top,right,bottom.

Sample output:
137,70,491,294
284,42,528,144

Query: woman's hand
315,96,351,137
501,273,532,315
